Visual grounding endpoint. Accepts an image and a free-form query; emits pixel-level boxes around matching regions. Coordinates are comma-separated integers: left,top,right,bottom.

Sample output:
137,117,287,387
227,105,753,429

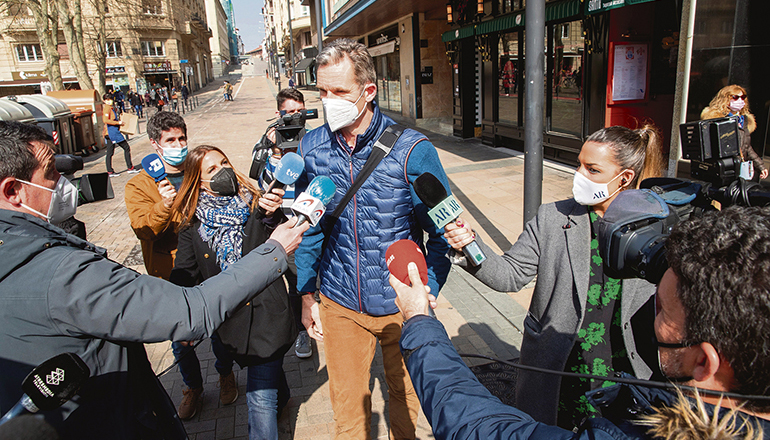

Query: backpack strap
321,124,405,252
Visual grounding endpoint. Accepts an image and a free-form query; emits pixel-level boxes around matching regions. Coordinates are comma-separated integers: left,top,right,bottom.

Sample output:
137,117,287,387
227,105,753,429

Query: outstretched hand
269,217,308,255
388,262,437,321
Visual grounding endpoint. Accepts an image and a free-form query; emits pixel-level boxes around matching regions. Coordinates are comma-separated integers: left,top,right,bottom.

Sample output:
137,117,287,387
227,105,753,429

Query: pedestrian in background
102,92,138,177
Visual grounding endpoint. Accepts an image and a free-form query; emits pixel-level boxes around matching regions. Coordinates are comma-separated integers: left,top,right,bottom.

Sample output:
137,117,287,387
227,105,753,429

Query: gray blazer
463,198,656,424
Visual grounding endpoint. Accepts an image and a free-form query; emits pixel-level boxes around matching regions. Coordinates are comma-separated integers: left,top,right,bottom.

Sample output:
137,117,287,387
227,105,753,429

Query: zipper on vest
348,155,363,313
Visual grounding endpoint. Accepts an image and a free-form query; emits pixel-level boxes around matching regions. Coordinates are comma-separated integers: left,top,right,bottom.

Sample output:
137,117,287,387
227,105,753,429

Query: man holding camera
390,205,770,439
0,121,308,437
252,87,312,359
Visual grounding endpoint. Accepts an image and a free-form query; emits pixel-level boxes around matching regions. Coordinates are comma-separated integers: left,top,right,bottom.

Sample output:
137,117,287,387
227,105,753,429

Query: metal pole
668,0,697,177
523,0,545,225
287,0,296,85
314,0,323,53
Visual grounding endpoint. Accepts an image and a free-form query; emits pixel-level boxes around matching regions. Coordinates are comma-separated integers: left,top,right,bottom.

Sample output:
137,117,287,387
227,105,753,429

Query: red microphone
386,239,429,286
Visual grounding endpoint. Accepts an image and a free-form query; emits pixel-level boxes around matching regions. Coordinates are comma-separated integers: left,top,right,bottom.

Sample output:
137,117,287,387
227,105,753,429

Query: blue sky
232,0,266,52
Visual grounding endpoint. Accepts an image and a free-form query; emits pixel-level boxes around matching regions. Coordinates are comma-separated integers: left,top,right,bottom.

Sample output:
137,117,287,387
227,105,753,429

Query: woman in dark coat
170,145,296,440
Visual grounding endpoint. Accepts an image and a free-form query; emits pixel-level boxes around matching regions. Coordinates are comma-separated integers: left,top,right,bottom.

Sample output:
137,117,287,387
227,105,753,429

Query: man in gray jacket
0,122,308,438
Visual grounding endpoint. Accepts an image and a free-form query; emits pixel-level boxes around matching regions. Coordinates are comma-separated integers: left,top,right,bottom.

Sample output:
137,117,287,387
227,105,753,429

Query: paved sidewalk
72,66,575,439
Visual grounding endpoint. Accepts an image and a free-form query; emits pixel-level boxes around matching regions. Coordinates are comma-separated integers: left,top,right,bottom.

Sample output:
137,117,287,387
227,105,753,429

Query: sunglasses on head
731,94,747,101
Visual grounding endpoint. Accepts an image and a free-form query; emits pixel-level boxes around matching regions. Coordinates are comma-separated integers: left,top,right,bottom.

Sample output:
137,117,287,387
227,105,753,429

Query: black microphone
0,353,90,426
413,173,487,266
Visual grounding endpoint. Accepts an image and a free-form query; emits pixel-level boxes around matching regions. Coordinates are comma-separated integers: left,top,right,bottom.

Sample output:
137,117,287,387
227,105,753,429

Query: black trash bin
6,95,77,154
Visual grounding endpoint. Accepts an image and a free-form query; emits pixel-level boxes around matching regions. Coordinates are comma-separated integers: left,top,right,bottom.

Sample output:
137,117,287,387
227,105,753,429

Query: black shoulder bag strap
321,124,405,252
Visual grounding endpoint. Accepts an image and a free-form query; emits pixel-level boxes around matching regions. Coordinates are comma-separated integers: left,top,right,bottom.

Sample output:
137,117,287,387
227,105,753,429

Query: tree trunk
91,0,107,95
55,0,94,89
24,0,65,90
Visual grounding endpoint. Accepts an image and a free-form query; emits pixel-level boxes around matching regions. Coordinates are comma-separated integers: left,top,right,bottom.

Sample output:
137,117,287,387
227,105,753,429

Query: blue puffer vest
299,105,427,316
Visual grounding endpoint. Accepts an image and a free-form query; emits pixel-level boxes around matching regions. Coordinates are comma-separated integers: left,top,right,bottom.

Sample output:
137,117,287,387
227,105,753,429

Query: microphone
413,173,486,266
141,153,167,183
258,152,304,215
386,239,429,286
291,176,336,228
0,353,90,426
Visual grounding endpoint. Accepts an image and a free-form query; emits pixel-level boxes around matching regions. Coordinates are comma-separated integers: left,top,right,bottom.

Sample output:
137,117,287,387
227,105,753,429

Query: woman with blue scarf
169,145,297,439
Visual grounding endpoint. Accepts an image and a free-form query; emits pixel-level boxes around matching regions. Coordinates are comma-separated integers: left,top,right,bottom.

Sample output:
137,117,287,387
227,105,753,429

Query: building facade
0,0,214,96
206,0,232,77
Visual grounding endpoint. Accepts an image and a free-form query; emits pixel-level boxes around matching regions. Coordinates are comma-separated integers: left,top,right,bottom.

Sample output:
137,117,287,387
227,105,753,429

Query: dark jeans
171,333,234,390
246,358,289,440
134,105,143,118
104,137,133,173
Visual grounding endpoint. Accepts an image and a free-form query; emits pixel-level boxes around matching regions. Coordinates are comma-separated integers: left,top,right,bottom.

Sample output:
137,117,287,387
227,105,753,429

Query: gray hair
316,38,377,87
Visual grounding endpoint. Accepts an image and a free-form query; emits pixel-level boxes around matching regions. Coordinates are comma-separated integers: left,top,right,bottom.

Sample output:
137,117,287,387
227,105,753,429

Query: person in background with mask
444,125,664,430
125,112,244,419
169,145,294,437
294,38,452,439
0,121,309,438
701,85,767,181
103,92,139,177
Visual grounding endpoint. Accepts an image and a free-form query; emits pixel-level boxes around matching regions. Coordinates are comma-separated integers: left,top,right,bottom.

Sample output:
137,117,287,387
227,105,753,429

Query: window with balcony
16,44,43,62
106,41,123,58
141,41,165,56
142,0,162,15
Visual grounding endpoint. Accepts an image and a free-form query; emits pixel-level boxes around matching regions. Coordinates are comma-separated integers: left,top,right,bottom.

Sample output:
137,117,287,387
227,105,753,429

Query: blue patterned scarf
196,190,252,270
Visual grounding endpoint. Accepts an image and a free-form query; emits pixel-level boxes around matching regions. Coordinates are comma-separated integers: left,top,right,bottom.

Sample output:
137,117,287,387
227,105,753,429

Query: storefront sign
369,41,396,57
586,0,654,14
180,59,188,63
12,71,47,81
143,61,173,73
105,66,126,74
421,67,433,84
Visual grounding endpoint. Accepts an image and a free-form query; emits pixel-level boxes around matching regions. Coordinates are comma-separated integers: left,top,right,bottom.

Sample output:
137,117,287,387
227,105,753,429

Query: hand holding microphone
142,153,177,209
258,152,304,216
291,176,336,228
413,173,486,266
386,240,437,321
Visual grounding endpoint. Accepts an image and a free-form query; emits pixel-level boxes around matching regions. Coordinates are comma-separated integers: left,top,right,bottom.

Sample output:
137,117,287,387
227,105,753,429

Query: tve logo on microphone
427,195,463,229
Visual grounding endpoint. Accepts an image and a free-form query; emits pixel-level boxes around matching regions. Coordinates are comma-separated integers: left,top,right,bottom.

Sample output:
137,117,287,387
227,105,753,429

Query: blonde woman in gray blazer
445,125,665,428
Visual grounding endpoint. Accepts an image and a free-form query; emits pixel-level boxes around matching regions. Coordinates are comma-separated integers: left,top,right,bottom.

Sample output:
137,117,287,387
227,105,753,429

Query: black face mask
206,167,239,196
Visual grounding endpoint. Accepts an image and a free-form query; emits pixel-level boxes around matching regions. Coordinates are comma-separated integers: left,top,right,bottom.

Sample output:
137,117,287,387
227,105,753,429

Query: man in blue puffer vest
294,38,452,439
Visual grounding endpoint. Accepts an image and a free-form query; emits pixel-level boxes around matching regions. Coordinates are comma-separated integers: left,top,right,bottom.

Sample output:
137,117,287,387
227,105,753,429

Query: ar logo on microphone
148,158,164,173
46,368,65,386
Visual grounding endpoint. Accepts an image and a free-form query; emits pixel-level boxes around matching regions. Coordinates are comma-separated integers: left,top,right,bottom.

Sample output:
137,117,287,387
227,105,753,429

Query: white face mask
18,175,79,224
729,99,745,113
322,88,367,133
572,170,627,206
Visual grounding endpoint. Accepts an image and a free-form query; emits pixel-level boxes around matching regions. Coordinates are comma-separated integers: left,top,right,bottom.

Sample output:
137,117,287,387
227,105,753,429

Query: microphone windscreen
413,173,448,209
274,152,304,185
386,239,429,286
22,353,90,411
306,176,337,205
0,416,59,440
141,154,167,182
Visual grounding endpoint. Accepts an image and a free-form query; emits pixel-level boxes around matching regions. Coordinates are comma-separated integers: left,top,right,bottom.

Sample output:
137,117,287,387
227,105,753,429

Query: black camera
249,109,318,180
680,117,740,187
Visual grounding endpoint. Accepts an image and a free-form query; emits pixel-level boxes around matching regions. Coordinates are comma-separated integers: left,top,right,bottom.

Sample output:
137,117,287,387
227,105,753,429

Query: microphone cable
155,340,205,378
458,353,770,402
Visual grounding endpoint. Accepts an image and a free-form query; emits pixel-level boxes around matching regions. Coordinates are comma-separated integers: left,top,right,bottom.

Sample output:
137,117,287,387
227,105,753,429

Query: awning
294,57,315,73
442,24,475,42
585,0,657,15
476,12,524,35
0,78,78,87
546,0,582,22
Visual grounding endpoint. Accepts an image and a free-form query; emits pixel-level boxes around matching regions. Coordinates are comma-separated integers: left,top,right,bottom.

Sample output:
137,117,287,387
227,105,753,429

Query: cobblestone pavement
73,65,575,439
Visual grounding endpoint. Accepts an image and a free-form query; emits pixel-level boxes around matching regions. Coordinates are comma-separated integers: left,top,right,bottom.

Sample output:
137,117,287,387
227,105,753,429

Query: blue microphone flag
141,154,166,182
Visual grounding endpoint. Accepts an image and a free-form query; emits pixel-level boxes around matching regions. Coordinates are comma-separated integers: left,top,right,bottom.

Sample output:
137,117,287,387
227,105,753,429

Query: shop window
106,41,122,58
15,44,43,62
141,41,165,57
498,31,521,125
549,20,584,137
374,51,401,113
142,0,162,15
